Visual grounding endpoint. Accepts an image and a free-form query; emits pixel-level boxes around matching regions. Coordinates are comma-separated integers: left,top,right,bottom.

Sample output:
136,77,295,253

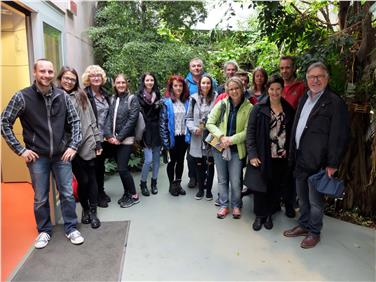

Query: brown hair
57,66,89,110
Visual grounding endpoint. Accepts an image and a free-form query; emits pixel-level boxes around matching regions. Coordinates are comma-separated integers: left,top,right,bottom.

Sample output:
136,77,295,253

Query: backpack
128,95,145,142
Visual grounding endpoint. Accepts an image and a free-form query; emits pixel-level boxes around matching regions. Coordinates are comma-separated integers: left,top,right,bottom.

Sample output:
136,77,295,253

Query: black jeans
187,147,197,180
253,158,288,217
115,144,136,196
72,155,98,210
193,156,214,192
167,135,187,184
95,141,114,195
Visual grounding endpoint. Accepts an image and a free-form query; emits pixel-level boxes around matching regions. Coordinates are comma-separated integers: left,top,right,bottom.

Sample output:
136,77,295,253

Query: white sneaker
66,230,84,245
35,232,50,249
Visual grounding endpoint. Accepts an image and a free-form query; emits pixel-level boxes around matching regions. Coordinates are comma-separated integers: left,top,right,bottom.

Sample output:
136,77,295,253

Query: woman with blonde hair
206,76,252,219
82,65,112,208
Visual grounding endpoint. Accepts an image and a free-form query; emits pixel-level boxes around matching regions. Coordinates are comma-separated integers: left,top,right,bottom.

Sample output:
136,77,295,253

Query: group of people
1,55,349,250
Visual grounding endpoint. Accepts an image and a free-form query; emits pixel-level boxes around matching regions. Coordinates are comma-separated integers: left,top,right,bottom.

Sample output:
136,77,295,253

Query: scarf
143,89,156,105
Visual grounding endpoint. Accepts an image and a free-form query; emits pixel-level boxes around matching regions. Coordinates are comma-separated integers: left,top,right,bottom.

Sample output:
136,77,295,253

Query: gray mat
11,221,130,281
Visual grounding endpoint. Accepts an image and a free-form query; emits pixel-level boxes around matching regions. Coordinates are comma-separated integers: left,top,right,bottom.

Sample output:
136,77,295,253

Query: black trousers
72,155,98,210
95,141,114,195
116,144,137,196
167,135,187,184
187,148,197,180
253,158,288,217
193,156,214,192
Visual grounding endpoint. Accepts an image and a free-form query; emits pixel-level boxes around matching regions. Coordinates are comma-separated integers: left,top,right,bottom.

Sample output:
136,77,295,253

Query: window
43,22,61,71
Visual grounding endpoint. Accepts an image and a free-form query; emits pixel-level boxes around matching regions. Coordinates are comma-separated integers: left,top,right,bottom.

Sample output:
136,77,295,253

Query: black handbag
244,164,267,193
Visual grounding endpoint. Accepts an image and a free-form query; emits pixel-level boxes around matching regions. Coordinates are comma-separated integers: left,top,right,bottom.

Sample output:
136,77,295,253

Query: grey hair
306,62,329,78
189,57,204,67
223,60,239,71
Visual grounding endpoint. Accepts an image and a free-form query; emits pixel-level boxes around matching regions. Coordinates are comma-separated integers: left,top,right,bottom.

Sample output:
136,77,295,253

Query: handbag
128,95,146,142
244,163,267,193
308,169,345,198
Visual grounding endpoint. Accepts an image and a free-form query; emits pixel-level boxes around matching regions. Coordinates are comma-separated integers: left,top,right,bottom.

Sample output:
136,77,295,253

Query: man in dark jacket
1,59,84,249
283,62,350,248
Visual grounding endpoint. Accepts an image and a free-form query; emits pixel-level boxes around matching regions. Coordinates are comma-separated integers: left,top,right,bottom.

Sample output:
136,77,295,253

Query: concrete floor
97,163,376,281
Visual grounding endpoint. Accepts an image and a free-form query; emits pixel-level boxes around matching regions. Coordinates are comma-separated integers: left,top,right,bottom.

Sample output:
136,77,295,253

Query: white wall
20,0,96,77
63,1,97,77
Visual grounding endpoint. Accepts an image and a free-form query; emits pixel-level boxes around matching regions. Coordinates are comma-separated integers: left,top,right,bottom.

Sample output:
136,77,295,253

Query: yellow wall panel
1,3,31,183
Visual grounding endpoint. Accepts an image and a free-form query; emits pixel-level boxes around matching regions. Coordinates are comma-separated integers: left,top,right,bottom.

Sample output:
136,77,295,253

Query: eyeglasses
89,74,102,79
62,76,77,83
307,74,326,81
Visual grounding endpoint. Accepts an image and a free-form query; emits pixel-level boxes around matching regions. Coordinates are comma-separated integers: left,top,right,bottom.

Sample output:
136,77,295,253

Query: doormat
11,221,130,281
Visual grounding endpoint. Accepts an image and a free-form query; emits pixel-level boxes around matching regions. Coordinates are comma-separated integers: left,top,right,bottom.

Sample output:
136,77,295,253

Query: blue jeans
213,150,243,209
141,146,161,182
27,155,78,235
296,178,325,235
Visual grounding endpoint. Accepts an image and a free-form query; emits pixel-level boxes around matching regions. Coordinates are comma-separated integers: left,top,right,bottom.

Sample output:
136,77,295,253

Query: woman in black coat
137,73,162,196
246,74,295,231
104,74,140,208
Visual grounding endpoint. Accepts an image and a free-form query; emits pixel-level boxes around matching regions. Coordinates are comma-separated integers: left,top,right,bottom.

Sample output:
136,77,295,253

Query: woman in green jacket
206,76,253,219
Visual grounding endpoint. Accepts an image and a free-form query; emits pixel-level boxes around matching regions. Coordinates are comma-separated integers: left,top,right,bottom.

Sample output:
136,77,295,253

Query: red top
282,80,305,110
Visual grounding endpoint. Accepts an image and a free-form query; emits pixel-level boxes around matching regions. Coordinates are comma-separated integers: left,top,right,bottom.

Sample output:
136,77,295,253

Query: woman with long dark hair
186,74,218,201
104,74,140,208
57,66,102,229
137,73,162,196
160,75,190,196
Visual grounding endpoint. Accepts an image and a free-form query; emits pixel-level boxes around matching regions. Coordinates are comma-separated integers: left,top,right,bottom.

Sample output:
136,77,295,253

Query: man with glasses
283,62,350,249
1,59,84,249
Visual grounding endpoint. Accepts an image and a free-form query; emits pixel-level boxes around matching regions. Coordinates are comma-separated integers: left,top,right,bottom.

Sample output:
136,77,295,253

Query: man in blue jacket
283,62,350,249
1,59,84,249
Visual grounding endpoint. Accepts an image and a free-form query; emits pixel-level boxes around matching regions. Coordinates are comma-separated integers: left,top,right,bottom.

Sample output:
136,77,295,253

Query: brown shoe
301,234,320,249
283,225,309,237
217,207,229,219
232,207,241,219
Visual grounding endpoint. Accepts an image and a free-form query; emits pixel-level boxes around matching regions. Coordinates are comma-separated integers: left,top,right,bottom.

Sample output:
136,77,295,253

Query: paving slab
96,163,376,281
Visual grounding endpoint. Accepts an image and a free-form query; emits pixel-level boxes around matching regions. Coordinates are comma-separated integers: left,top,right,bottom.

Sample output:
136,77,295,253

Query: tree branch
319,7,334,31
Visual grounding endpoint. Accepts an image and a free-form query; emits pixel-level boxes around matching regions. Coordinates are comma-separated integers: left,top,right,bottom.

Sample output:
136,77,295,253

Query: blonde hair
225,76,244,93
82,65,107,87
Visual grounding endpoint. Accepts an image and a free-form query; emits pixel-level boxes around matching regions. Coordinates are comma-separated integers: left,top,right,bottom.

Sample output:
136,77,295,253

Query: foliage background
89,0,376,218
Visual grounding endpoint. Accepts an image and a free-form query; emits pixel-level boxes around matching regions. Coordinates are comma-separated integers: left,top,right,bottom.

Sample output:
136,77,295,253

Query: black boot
175,180,186,195
81,209,91,224
151,178,158,195
169,181,179,196
140,181,150,196
90,206,101,229
264,216,273,230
